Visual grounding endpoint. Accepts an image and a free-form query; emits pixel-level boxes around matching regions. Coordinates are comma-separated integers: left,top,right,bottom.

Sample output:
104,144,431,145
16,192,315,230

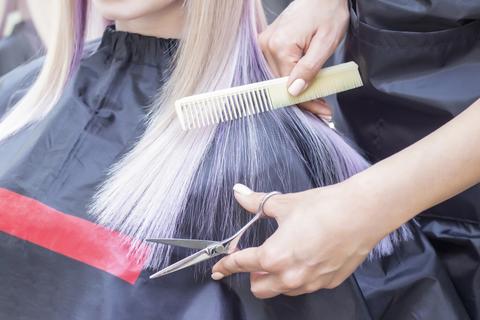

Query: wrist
344,172,408,237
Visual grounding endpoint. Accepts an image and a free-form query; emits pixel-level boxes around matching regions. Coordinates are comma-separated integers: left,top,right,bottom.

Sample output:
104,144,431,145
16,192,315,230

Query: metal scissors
146,191,281,279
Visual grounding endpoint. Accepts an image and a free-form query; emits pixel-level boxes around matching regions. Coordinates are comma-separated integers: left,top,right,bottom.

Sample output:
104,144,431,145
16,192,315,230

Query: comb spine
175,62,362,130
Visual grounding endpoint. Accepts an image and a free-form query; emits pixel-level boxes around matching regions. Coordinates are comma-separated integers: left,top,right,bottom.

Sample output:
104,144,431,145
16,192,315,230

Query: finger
283,271,336,296
261,43,282,77
232,184,287,218
212,247,263,278
272,56,297,79
272,47,301,78
258,31,282,77
297,100,332,118
259,28,304,78
250,272,285,299
287,32,335,95
250,267,314,299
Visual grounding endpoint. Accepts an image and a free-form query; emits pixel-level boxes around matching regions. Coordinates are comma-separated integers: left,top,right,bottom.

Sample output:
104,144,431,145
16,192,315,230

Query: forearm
350,98,480,233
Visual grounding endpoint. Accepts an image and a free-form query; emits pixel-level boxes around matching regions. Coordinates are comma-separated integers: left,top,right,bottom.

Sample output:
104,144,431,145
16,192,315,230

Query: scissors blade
146,238,219,250
149,249,217,279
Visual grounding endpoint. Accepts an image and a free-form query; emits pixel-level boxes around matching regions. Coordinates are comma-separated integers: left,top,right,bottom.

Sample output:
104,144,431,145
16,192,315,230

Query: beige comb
175,61,363,130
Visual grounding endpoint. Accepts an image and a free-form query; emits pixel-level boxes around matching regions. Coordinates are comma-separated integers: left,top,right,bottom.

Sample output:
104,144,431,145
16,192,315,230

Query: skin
93,0,184,38
90,0,480,299
213,98,480,298
212,0,480,299
259,0,349,119
85,4,108,41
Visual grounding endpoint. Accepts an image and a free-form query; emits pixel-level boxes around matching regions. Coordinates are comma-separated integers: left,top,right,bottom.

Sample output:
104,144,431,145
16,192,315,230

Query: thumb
232,184,285,219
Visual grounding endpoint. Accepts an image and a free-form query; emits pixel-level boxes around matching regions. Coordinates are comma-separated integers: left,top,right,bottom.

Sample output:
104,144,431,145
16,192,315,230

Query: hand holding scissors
146,191,281,279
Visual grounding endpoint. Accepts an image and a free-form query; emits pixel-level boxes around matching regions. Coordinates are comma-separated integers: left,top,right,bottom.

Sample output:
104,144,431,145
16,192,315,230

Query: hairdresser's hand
212,182,390,298
213,99,480,298
259,0,349,120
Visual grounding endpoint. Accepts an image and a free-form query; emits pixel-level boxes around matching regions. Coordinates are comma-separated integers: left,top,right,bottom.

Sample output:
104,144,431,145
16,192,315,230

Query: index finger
287,32,334,90
212,247,264,278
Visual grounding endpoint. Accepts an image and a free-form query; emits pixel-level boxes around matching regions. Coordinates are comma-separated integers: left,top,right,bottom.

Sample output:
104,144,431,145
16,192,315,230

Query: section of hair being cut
0,0,411,272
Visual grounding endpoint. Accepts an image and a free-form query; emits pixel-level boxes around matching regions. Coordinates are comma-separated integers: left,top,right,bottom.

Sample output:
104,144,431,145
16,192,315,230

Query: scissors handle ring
258,191,282,215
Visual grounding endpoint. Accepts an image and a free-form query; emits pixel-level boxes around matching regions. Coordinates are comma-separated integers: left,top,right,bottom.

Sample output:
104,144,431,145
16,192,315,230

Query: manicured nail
288,79,306,96
233,183,253,195
320,115,332,122
211,272,224,280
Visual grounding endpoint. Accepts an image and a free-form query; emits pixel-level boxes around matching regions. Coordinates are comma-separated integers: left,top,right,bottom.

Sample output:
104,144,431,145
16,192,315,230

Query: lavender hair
90,0,411,272
0,0,411,274
71,0,87,72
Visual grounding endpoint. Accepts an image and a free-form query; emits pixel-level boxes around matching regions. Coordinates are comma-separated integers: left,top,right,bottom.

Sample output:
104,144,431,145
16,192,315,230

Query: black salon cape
338,1,480,318
0,27,469,320
0,21,42,77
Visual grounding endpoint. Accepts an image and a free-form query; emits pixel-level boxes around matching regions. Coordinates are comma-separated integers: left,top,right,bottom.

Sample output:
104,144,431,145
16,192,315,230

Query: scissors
146,191,281,279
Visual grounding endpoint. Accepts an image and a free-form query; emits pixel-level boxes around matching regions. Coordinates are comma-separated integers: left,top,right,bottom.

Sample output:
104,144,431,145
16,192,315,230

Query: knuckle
267,37,281,51
263,198,281,216
260,246,293,270
250,284,271,299
280,272,305,290
267,35,292,52
303,283,320,293
299,59,319,73
250,282,261,295
259,250,280,271
275,48,300,62
229,254,242,270
282,276,303,290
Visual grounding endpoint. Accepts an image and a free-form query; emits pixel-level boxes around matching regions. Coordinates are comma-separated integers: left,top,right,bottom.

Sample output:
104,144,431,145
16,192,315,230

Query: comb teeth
175,61,363,130
176,88,275,130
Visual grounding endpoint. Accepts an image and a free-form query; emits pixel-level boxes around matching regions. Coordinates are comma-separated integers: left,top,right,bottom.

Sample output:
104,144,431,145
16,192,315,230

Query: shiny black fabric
0,26,471,319
0,21,42,77
358,0,480,31
338,1,480,318
0,27,375,320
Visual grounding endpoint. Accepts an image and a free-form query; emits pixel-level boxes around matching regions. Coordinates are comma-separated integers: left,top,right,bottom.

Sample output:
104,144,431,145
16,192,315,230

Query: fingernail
211,272,224,280
321,115,333,122
288,79,306,96
233,183,253,195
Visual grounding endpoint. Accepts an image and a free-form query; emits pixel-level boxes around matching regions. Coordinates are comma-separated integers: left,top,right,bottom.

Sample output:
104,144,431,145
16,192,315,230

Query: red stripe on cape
0,188,147,284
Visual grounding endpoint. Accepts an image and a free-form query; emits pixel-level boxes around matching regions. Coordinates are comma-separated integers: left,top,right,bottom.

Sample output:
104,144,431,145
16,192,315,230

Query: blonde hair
0,0,410,270
0,0,11,37
0,0,83,140
91,0,251,265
